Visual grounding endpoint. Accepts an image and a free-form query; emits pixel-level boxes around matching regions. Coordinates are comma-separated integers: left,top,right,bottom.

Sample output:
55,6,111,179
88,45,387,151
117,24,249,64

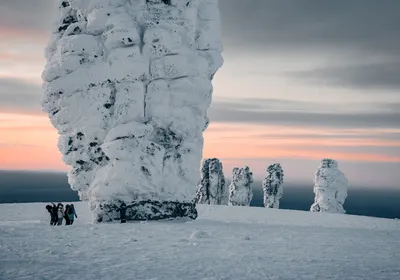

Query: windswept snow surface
1,203,399,280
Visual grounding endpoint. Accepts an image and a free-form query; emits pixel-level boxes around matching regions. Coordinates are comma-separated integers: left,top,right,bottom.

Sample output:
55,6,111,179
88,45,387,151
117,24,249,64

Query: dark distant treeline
1,170,399,219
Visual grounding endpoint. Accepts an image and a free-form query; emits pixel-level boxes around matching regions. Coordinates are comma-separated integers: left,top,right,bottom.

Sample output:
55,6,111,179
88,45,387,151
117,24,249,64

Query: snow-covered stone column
195,158,226,205
228,166,253,206
42,0,112,200
43,0,223,222
310,159,348,214
262,163,284,208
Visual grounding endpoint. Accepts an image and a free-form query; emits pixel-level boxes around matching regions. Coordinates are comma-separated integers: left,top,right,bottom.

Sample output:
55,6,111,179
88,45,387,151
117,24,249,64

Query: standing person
51,203,58,226
46,204,54,225
116,202,127,223
64,205,71,225
56,203,64,226
67,204,78,225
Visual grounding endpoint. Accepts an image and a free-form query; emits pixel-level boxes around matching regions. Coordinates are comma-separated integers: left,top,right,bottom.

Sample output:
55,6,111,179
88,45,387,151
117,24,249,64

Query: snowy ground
1,203,399,280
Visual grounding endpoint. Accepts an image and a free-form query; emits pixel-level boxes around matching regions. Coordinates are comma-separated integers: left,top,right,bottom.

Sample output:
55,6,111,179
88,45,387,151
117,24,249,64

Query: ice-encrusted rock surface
228,166,253,206
195,158,226,205
42,0,223,222
262,163,284,209
310,159,348,214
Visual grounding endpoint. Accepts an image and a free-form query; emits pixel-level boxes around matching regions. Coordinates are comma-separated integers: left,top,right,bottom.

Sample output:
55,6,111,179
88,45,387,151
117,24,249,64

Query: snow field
1,202,399,280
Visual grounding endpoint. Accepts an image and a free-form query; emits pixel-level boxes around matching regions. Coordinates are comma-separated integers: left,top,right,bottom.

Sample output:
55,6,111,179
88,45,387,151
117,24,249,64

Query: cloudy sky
0,0,399,188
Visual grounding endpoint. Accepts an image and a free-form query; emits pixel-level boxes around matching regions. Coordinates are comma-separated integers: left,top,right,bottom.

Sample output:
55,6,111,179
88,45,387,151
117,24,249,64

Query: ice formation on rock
262,163,284,208
228,166,253,206
195,158,226,205
42,0,223,222
310,159,348,214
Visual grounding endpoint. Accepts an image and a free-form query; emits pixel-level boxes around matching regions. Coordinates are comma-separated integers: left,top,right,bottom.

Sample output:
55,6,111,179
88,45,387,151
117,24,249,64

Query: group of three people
46,203,77,225
46,202,127,224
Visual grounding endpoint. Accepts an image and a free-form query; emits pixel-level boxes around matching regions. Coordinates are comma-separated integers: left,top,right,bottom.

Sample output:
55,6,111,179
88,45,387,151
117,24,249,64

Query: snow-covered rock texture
42,0,223,222
262,163,284,208
228,166,253,206
195,158,226,205
310,159,348,214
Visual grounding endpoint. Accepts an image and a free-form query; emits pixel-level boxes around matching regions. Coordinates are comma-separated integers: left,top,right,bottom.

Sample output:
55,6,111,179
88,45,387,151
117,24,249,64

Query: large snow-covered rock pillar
228,166,254,206
195,158,226,205
42,0,223,222
262,163,284,208
310,159,348,214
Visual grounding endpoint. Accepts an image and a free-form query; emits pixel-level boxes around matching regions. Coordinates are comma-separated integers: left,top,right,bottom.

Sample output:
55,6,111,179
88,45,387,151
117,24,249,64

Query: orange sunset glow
1,113,400,175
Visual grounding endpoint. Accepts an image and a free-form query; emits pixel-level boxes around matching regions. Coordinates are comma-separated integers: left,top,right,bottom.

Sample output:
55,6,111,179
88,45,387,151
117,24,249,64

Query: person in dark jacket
46,203,58,225
64,205,71,225
46,204,55,225
116,202,127,223
51,203,58,225
67,204,78,225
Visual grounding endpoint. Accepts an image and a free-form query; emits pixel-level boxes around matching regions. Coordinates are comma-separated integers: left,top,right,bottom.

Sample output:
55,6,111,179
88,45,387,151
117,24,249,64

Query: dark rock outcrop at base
95,200,198,223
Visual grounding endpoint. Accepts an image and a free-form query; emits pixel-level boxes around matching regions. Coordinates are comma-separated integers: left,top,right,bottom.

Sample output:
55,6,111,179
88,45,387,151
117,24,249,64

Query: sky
0,0,399,188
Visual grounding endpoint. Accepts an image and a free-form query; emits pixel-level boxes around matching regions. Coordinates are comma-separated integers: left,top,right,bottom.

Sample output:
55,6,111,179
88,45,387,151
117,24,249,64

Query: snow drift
262,163,284,208
310,159,348,214
228,166,254,206
42,0,223,222
195,158,226,205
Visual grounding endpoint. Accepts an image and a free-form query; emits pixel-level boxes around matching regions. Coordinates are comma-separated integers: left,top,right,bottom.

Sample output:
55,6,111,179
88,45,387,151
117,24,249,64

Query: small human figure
116,202,127,223
46,202,58,225
67,204,78,225
64,205,71,225
51,203,58,225
56,203,64,225
46,204,55,225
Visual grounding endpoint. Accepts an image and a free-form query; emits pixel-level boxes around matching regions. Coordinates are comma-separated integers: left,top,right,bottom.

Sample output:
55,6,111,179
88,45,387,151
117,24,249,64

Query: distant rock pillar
310,159,348,214
262,163,284,208
195,158,226,205
228,166,254,206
